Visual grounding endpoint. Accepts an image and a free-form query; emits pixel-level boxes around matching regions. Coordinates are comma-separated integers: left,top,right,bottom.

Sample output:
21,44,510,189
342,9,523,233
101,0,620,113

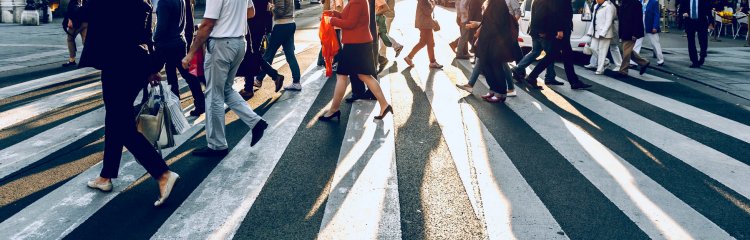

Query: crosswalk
0,42,749,239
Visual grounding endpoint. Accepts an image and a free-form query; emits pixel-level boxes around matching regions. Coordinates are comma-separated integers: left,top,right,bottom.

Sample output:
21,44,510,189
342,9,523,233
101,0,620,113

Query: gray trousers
205,37,263,150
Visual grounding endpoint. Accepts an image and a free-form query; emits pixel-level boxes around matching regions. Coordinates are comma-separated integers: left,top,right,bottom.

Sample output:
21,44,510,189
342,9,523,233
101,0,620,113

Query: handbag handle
134,83,167,122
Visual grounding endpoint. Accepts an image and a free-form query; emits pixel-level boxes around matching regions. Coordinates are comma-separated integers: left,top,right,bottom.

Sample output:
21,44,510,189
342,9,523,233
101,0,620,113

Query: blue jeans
469,58,514,91
258,23,301,83
516,37,555,81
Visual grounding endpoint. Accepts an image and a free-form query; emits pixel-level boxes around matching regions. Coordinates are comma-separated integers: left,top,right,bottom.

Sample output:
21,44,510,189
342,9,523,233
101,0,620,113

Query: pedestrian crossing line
471,77,733,239
572,65,750,145
0,81,101,131
316,74,400,239
0,65,24,73
410,66,567,239
151,65,325,239
541,80,750,202
0,68,99,101
0,50,69,63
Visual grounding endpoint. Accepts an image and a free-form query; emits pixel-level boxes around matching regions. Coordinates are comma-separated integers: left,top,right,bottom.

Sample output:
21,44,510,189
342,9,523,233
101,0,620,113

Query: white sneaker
87,178,113,192
284,83,302,91
595,70,605,75
154,171,179,207
506,90,517,97
584,64,597,70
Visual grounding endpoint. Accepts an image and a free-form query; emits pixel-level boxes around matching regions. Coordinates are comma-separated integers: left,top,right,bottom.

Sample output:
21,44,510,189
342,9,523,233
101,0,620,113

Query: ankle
68,58,76,62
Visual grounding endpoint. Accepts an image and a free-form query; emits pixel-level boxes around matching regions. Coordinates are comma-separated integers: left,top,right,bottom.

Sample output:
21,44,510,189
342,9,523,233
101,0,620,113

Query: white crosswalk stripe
1,51,749,240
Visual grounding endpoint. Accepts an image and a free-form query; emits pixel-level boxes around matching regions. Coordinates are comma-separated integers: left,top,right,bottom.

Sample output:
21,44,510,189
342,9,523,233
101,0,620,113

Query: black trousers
684,18,708,64
242,18,280,90
100,68,169,179
157,42,206,110
528,32,584,85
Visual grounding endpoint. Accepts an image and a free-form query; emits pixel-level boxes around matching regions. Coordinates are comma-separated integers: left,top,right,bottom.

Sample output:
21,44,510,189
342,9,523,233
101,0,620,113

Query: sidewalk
640,30,750,101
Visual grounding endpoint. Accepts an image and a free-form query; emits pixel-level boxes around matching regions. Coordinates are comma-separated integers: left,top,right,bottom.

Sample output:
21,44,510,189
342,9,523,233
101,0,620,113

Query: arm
330,1,362,29
182,19,216,69
651,3,660,32
248,4,255,18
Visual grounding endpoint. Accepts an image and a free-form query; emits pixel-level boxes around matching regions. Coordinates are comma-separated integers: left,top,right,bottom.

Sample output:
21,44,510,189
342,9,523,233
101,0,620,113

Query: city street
1,0,750,239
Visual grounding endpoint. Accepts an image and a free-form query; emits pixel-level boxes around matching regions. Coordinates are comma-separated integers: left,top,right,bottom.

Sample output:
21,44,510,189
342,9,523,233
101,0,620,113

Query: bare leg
357,74,389,114
327,74,350,115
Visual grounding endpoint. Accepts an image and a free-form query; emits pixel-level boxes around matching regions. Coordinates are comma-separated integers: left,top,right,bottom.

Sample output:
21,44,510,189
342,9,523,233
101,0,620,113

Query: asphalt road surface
1,1,749,239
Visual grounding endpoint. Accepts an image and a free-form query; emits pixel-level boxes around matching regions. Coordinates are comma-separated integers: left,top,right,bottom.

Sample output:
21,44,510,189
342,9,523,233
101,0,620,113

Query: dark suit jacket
529,0,573,38
476,0,522,62
79,0,160,74
678,0,712,24
618,0,645,40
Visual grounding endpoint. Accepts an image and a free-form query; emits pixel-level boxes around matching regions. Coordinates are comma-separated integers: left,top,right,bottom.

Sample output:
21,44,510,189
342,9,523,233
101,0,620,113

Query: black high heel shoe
319,110,341,121
374,105,393,120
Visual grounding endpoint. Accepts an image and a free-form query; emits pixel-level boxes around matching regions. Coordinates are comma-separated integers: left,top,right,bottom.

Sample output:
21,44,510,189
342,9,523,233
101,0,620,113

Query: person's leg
328,74,350,113
407,29,428,59
456,25,470,57
633,37,643,54
99,71,126,179
631,48,649,67
648,33,664,64
385,17,403,50
257,25,285,81
424,29,437,63
66,30,79,63
559,34,583,85
280,23,301,83
685,20,699,64
619,40,634,74
591,38,604,71
358,74,389,111
482,61,507,94
468,57,481,86
164,51,181,98
502,63,514,91
224,39,263,128
609,43,623,67
171,44,205,110
527,38,555,82
697,20,709,63
204,40,232,150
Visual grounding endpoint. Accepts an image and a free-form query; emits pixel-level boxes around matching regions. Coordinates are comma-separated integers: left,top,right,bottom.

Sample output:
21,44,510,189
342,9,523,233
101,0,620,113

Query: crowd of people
58,0,720,206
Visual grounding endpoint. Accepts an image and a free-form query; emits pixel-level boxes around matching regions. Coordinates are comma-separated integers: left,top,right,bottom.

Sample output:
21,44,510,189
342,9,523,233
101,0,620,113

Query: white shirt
204,0,253,38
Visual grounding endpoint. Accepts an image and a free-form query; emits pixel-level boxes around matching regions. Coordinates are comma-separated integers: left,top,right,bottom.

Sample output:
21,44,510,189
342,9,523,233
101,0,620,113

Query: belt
208,36,244,39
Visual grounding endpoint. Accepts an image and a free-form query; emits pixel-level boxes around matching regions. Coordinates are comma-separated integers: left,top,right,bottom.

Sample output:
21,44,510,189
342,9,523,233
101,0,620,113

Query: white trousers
588,39,622,68
204,37,263,150
590,37,612,72
633,33,664,64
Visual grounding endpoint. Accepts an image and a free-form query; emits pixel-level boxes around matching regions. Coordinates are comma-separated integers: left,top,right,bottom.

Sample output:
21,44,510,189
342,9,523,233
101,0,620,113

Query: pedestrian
78,0,179,207
522,0,592,90
586,0,616,75
404,0,443,69
182,0,269,157
468,0,521,103
256,0,303,91
153,0,206,116
319,0,393,121
678,0,713,68
633,0,665,65
449,0,472,59
237,0,285,100
62,0,87,67
376,0,404,68
584,0,623,71
617,0,650,76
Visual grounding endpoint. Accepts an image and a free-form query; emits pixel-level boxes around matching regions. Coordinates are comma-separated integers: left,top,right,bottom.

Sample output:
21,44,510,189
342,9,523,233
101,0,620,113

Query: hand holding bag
136,84,175,151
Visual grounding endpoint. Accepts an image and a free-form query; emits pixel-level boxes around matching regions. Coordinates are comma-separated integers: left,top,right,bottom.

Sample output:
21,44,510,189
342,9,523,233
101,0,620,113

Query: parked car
518,0,593,52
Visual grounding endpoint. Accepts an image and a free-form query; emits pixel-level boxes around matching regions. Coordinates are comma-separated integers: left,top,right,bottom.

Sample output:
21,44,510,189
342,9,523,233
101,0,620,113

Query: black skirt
336,42,377,76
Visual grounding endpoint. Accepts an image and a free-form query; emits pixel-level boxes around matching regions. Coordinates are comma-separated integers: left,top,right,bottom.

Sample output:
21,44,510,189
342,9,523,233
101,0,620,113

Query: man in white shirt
182,0,268,157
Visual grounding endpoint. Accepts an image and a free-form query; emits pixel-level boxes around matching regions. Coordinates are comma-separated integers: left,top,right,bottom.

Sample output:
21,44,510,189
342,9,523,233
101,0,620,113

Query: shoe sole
154,173,179,207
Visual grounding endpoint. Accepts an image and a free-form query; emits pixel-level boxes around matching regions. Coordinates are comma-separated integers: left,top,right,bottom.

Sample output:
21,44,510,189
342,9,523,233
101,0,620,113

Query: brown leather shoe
239,88,254,100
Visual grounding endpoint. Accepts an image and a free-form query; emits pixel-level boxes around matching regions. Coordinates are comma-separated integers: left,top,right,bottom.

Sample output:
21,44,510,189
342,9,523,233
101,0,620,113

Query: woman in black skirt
320,0,392,120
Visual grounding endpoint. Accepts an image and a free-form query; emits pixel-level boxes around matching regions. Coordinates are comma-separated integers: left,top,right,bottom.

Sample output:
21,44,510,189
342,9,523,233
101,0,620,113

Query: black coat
618,0,645,40
476,0,522,63
529,0,573,38
678,0,712,24
79,0,160,74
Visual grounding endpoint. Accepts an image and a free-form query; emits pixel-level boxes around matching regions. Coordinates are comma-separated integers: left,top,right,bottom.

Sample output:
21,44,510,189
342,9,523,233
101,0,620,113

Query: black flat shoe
251,120,268,146
524,78,543,90
190,108,205,117
319,110,341,121
374,105,393,120
192,147,229,157
639,62,650,75
689,63,701,68
571,83,592,90
62,61,76,67
544,80,565,86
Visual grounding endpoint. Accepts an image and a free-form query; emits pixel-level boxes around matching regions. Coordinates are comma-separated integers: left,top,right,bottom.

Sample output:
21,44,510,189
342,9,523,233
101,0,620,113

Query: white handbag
136,84,175,151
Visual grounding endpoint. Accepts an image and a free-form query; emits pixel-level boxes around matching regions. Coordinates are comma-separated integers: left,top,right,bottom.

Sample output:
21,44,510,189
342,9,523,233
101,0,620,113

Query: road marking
0,82,102,131
316,74,400,240
0,65,24,72
0,67,99,101
492,79,732,239
573,65,750,145
542,78,750,213
151,65,326,240
0,50,69,62
420,64,567,239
